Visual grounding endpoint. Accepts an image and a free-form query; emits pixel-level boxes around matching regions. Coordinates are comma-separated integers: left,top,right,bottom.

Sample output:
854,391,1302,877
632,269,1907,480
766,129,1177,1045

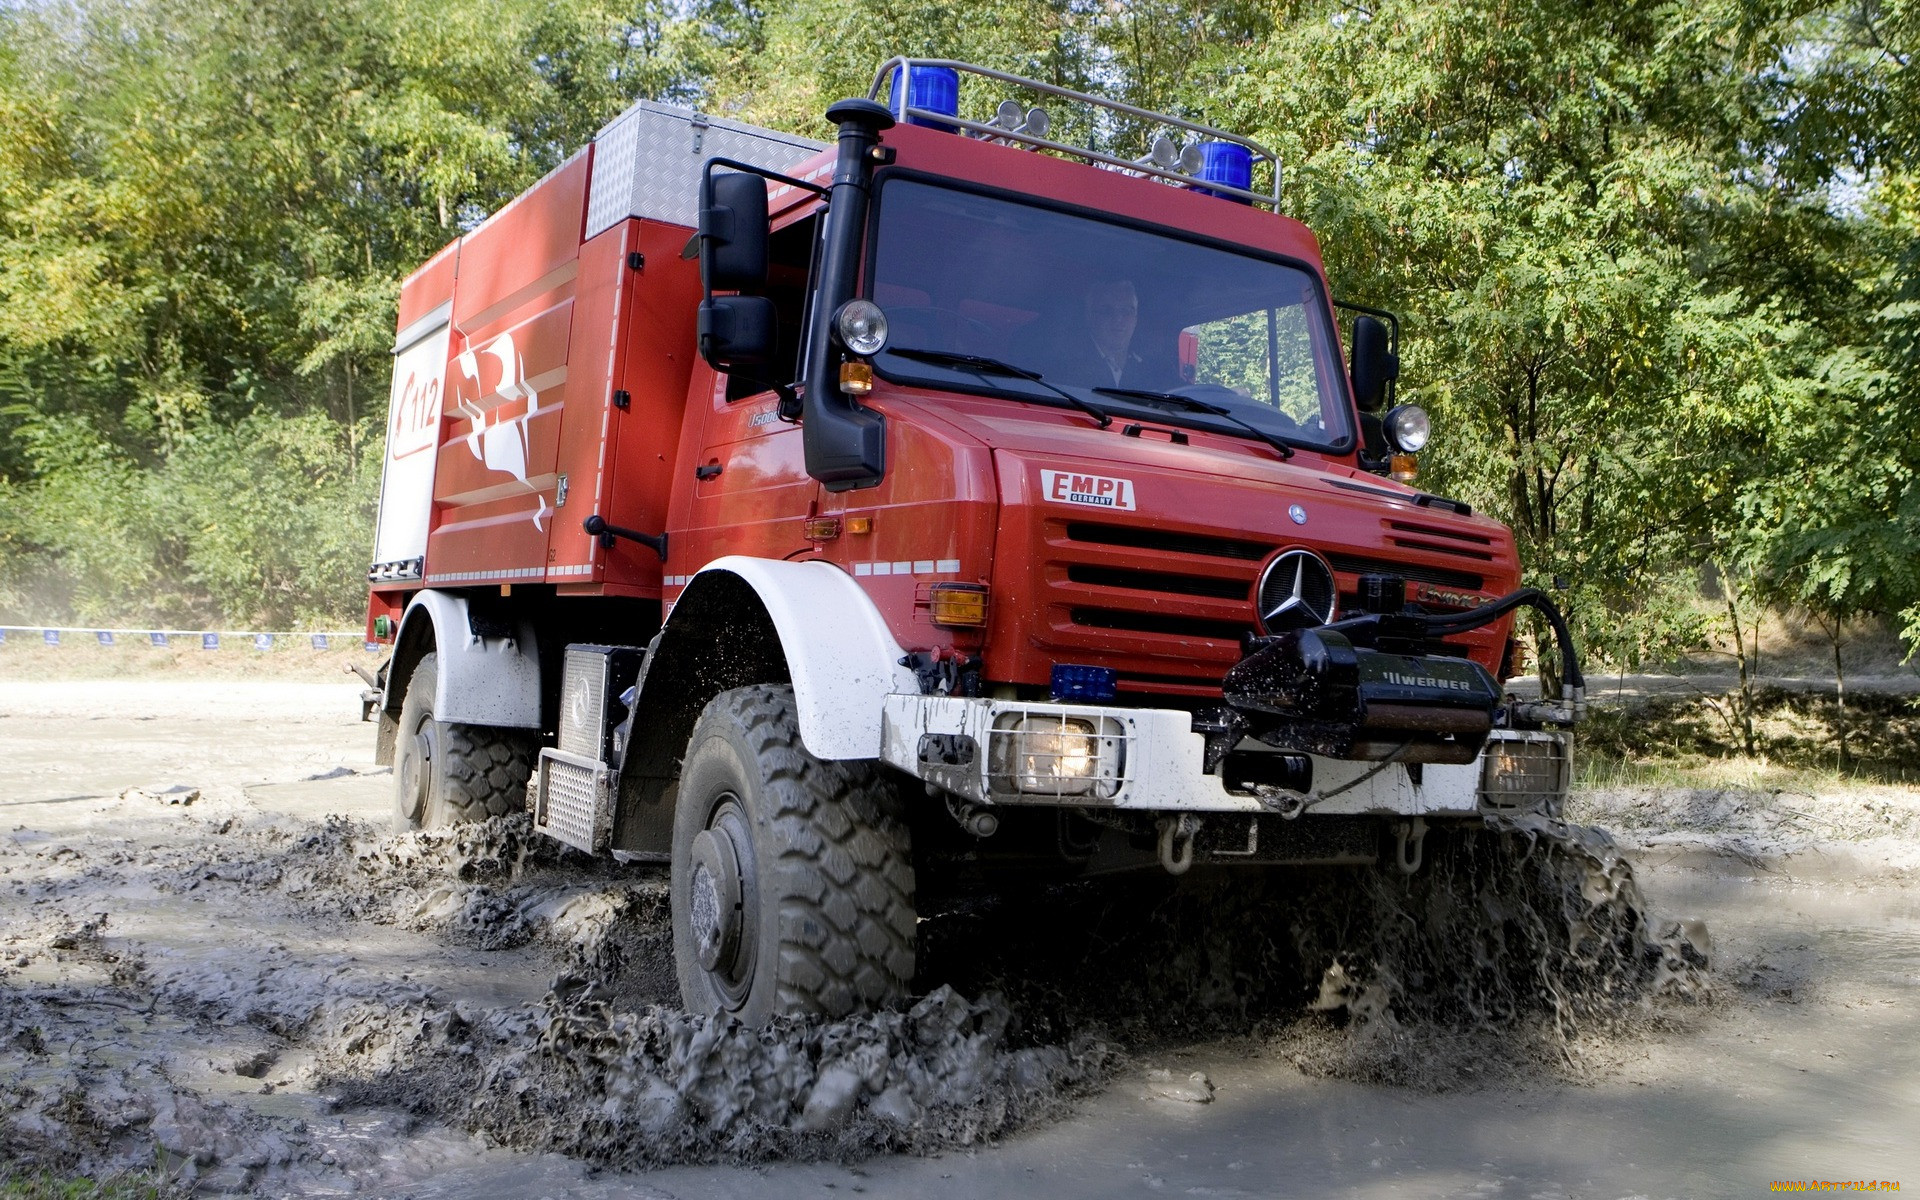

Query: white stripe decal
845,560,965,578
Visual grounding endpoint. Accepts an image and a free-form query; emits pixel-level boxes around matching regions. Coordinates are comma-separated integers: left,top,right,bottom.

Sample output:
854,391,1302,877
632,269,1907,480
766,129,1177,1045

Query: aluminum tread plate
535,748,614,854
586,101,825,239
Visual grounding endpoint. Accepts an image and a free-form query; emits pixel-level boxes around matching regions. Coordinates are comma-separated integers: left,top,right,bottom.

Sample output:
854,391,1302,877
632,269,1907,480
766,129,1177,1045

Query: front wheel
671,684,916,1024
392,651,536,830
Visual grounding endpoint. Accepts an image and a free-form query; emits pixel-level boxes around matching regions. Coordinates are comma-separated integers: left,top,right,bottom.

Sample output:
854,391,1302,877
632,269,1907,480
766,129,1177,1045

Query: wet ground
2,679,1917,1197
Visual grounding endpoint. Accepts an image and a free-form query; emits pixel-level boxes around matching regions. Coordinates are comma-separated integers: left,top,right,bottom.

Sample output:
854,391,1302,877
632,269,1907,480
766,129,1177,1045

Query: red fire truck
367,58,1587,1024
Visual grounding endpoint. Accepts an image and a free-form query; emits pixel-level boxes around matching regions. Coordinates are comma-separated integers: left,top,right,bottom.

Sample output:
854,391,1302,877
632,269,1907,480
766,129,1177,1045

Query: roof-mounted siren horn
1194,142,1256,204
888,63,961,131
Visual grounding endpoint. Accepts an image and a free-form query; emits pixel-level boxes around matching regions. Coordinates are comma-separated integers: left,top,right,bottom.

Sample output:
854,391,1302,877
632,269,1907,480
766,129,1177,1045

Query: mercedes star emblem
1256,549,1337,633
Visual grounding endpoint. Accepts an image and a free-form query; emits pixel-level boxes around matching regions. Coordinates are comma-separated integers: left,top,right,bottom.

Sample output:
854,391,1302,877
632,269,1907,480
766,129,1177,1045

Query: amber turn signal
1390,453,1418,483
839,361,874,395
929,583,989,628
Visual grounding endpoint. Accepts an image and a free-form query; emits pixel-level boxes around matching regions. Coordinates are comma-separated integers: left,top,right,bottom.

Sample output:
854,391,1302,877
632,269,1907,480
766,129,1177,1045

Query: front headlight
986,712,1125,799
993,715,1097,795
834,299,889,356
1382,404,1431,453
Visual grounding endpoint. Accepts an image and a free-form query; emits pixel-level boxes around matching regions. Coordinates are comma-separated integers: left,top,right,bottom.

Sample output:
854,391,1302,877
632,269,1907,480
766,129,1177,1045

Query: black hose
1324,586,1585,692
1421,587,1585,690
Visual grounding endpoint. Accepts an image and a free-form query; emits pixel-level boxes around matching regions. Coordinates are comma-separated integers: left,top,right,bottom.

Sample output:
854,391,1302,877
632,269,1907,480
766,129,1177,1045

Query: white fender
683,556,919,760
390,590,542,729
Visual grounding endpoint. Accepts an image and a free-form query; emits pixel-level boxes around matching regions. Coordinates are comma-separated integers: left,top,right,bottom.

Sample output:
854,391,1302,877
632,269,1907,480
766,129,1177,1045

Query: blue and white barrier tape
0,626,379,652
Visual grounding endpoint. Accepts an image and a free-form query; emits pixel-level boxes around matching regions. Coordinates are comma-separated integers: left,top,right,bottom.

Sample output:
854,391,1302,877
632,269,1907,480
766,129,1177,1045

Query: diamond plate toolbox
585,101,826,239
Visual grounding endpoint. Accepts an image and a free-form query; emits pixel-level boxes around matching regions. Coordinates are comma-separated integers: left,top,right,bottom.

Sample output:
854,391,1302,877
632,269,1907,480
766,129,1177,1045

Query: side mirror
699,172,770,292
698,297,777,371
1349,314,1398,412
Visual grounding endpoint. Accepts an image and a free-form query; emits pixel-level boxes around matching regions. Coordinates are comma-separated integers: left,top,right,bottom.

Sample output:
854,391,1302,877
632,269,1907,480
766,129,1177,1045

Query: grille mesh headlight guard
986,711,1128,799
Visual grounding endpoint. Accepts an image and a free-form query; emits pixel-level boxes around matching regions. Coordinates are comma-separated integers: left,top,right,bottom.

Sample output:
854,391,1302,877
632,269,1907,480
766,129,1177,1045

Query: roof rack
868,57,1282,210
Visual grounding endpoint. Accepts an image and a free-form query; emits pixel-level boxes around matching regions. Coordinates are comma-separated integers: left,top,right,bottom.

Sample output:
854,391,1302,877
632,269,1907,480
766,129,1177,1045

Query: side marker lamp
929,583,989,628
839,361,874,395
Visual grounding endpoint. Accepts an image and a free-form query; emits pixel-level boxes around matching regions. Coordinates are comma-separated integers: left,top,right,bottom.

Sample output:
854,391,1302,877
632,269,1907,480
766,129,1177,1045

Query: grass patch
0,1173,178,1200
1577,686,1920,790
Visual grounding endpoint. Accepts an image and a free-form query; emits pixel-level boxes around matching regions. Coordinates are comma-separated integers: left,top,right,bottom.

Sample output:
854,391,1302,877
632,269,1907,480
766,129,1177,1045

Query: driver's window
1182,304,1323,426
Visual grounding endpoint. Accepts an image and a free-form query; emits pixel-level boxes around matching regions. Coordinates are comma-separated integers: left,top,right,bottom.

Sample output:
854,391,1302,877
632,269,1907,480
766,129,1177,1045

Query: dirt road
3,679,1917,1197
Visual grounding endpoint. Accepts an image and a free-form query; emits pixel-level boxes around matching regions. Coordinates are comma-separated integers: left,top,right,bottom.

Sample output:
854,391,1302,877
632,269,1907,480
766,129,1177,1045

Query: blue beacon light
1194,141,1255,203
891,65,961,132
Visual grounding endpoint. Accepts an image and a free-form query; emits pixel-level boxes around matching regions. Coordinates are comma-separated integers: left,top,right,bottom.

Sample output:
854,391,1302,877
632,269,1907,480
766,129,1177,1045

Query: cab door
673,207,825,577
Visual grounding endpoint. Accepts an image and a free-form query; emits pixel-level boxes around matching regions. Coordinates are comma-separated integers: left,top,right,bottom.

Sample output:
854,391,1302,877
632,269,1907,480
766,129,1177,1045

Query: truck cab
366,58,1585,1026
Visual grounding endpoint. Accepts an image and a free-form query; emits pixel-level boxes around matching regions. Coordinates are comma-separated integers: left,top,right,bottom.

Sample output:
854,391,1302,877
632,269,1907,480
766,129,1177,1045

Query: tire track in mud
2,802,1711,1191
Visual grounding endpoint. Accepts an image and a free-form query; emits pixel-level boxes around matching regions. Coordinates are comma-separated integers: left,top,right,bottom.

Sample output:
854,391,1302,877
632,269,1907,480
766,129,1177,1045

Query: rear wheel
393,652,536,830
671,684,916,1024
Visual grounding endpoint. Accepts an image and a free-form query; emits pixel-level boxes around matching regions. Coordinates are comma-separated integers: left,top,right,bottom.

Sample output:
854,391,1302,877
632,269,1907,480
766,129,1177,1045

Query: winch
1201,575,1586,768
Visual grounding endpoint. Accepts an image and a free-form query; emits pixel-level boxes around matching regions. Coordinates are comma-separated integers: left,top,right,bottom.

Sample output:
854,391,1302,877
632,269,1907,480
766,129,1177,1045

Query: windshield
867,178,1352,453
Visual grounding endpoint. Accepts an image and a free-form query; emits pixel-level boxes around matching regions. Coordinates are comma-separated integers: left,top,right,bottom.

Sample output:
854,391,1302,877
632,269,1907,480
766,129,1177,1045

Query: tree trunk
1828,618,1849,768
1720,564,1758,757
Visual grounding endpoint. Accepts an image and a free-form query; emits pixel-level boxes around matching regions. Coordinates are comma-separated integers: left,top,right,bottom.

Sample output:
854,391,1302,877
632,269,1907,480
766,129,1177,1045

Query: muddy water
3,681,1917,1197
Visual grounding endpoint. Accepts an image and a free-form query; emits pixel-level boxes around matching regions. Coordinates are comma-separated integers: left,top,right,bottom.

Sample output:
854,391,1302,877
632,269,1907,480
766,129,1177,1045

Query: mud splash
3,802,1710,1191
452,978,1109,1166
912,816,1711,1090
1277,814,1712,1086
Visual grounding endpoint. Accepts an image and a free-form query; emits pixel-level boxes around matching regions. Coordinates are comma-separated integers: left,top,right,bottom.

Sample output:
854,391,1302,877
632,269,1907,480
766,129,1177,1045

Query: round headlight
834,300,889,356
1382,404,1431,453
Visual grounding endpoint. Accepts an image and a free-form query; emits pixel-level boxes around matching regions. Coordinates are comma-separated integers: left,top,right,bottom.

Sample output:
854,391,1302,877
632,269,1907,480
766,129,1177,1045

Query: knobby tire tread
434,723,535,823
708,685,916,1017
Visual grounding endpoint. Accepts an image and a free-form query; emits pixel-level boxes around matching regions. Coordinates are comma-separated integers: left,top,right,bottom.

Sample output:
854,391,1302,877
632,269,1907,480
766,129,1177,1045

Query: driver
1066,278,1146,387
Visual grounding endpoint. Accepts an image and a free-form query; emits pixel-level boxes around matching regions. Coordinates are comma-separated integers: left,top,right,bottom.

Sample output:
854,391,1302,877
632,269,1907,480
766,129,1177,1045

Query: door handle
695,463,723,480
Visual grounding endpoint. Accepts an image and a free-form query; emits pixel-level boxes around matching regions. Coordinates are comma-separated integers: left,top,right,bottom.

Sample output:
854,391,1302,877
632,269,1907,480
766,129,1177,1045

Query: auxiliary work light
834,299,890,356
1382,404,1431,453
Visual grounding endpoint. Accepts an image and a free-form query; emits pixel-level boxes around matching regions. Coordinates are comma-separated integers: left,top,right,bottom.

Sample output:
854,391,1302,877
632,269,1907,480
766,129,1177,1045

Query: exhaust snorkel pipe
801,98,895,491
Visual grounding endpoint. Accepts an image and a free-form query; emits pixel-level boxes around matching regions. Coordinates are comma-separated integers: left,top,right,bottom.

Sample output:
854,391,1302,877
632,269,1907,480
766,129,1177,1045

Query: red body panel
597,222,713,595
372,113,1522,692
425,154,592,586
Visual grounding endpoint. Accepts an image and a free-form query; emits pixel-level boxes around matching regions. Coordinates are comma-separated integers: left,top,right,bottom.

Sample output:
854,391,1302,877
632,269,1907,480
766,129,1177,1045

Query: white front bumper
879,694,1568,818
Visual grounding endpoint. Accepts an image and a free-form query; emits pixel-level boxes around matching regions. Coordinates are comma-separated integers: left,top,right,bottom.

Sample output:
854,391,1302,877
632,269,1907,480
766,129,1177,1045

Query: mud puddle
5,804,1704,1191
3,682,1861,1198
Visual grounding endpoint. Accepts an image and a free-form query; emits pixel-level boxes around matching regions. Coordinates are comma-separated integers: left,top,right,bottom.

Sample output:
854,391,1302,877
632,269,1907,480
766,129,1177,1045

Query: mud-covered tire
671,684,916,1024
392,652,536,831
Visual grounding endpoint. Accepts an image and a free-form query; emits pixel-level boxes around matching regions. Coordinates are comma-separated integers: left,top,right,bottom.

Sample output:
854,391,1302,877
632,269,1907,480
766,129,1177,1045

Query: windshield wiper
888,347,1114,428
1092,386,1295,460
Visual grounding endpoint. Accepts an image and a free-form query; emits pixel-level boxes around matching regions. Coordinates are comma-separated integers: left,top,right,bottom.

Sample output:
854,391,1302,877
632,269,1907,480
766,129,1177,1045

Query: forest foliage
0,0,1914,661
